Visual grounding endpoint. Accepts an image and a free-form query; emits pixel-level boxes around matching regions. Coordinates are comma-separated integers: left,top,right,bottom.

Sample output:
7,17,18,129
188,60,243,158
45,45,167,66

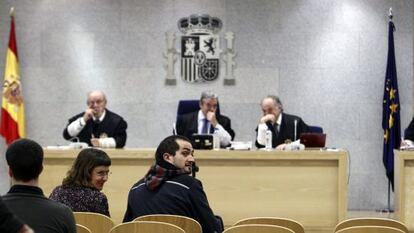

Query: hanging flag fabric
382,20,401,189
0,12,25,145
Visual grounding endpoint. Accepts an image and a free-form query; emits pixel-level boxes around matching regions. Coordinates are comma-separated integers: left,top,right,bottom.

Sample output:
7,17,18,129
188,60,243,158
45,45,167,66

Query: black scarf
144,160,190,190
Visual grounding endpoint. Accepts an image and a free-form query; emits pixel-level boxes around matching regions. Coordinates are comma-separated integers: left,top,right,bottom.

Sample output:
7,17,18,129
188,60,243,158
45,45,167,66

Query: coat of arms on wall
164,14,236,85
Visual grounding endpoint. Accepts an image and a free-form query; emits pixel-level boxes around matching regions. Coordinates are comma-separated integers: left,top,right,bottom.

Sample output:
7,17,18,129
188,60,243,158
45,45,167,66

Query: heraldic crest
3,74,23,106
164,14,236,85
178,14,222,82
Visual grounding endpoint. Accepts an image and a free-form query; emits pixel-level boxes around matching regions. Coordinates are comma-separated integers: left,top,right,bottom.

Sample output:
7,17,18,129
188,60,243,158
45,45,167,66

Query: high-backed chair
134,214,202,233
308,125,323,133
76,224,92,233
175,99,223,136
335,218,408,233
176,99,221,119
223,224,295,233
109,221,185,233
177,100,200,116
73,212,115,233
233,217,304,233
336,226,405,233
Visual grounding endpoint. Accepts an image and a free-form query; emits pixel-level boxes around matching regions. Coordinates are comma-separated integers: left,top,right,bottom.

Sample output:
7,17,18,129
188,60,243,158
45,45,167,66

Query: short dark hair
62,148,111,187
6,139,44,182
155,135,191,164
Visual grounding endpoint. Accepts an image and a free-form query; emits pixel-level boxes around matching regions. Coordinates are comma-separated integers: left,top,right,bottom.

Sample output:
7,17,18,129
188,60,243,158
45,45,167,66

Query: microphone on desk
294,119,297,141
68,137,88,149
192,162,199,178
69,136,80,142
172,122,177,135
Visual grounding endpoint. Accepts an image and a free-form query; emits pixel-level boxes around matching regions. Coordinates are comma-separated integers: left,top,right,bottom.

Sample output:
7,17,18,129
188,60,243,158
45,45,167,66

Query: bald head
261,95,283,119
88,90,106,102
87,90,107,118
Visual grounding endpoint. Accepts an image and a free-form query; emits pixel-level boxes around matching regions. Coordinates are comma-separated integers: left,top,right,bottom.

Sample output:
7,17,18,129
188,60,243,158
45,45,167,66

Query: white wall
0,0,412,210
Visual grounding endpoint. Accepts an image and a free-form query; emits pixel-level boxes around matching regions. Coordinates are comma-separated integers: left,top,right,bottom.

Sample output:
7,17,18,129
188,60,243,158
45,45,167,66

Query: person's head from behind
87,90,107,118
63,148,111,191
6,139,44,183
261,95,283,119
199,91,218,116
155,135,194,173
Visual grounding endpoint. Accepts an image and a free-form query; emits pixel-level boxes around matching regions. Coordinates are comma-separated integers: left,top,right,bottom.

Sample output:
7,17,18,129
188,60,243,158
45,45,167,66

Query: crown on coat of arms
178,14,222,35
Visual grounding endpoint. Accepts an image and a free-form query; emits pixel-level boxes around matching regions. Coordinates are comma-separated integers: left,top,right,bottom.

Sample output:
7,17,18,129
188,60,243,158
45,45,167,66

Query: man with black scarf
123,135,222,233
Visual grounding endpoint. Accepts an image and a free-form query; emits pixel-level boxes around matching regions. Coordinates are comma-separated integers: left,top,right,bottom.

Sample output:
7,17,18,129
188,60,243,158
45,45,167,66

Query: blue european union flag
382,20,401,189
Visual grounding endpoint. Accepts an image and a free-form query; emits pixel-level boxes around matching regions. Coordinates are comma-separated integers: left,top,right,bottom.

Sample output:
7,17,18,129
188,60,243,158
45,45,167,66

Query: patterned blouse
49,185,110,217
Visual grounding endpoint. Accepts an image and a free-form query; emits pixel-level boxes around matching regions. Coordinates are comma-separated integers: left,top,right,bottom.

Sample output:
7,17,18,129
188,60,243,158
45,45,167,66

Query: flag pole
378,7,396,215
388,7,393,21
388,7,393,214
386,7,393,214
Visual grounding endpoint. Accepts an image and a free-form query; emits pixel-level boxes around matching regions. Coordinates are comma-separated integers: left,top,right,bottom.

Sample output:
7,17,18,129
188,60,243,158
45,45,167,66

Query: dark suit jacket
404,117,414,141
63,109,127,148
256,113,309,148
176,111,235,146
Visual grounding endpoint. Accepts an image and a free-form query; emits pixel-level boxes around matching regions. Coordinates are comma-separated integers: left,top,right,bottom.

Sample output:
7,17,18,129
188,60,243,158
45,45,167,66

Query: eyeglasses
95,171,111,177
88,99,105,106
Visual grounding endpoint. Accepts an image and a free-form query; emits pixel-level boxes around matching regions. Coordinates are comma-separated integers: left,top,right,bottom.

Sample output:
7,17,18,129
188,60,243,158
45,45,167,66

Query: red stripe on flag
8,16,18,59
0,108,19,144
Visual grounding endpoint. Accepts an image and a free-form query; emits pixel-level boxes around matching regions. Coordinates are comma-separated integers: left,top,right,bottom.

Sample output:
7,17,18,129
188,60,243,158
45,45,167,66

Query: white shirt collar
197,110,206,121
93,110,106,122
276,113,282,126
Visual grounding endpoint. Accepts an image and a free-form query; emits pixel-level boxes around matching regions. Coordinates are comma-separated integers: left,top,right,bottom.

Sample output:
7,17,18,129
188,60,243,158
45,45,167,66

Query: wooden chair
223,224,295,233
134,214,202,233
336,226,405,233
233,217,304,233
335,218,408,233
109,221,185,233
76,224,92,233
73,212,115,233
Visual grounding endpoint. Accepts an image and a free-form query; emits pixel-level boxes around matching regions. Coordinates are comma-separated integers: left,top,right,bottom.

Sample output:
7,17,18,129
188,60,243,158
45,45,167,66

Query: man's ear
8,167,13,178
39,165,44,174
163,153,173,163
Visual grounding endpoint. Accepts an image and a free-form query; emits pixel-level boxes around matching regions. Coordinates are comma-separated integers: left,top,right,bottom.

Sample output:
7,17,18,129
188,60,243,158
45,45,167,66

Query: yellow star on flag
389,88,396,100
389,103,398,113
389,115,394,128
384,129,389,143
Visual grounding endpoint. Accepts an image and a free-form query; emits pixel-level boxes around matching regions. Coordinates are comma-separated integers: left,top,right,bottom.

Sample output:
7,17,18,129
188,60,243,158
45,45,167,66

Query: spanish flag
0,9,25,145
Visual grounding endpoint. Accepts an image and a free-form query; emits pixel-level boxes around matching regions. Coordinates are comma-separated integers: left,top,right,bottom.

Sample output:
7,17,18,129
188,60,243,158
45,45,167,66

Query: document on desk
229,141,252,150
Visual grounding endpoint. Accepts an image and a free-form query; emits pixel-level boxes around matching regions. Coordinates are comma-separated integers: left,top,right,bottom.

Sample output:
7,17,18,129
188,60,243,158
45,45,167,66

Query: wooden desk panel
40,149,348,232
394,150,414,231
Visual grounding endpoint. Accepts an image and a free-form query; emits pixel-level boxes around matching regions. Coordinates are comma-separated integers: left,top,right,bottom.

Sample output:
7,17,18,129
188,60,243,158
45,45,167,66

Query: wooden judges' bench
41,149,348,232
394,150,414,232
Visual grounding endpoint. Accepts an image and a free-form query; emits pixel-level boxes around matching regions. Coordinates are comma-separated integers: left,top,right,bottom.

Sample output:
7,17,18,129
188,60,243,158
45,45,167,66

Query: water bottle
265,129,272,150
213,128,220,150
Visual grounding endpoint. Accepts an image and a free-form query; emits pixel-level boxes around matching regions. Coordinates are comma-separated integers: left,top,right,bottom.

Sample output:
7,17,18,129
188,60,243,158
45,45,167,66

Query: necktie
201,118,209,134
274,123,279,139
92,119,100,138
